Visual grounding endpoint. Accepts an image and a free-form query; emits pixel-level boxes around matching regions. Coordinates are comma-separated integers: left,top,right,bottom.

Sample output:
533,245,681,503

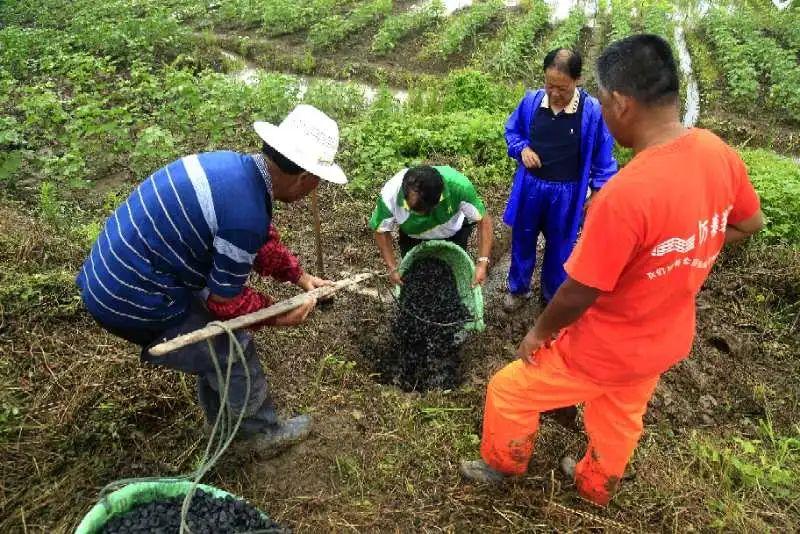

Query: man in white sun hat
76,104,346,454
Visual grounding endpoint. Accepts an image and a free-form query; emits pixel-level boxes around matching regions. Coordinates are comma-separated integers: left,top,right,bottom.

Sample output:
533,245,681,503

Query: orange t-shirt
562,129,760,386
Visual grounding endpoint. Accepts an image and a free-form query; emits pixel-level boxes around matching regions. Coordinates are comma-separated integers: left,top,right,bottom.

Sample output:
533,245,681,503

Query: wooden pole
311,188,324,277
148,272,375,357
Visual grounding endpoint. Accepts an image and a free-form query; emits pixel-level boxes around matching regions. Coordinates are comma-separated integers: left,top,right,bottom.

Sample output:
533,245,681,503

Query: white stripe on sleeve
182,155,218,234
213,236,256,265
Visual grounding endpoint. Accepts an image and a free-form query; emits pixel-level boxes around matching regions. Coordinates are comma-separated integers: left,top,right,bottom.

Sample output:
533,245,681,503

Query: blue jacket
502,88,618,244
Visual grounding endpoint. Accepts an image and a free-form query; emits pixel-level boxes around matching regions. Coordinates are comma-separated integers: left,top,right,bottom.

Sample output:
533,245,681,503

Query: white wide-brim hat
253,104,347,184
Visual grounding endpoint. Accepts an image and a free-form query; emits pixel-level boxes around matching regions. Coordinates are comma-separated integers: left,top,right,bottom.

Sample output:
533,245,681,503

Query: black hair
402,165,444,212
596,34,679,106
543,48,582,79
262,142,304,175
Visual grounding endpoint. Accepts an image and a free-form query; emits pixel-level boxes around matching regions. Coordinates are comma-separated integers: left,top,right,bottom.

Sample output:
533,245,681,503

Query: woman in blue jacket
503,48,618,312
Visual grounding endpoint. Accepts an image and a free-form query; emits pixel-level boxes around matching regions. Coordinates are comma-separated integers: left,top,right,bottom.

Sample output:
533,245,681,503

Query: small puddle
772,0,791,9
220,50,408,103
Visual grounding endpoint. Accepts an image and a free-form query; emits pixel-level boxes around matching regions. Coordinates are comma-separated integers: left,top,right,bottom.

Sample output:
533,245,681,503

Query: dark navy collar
251,153,273,201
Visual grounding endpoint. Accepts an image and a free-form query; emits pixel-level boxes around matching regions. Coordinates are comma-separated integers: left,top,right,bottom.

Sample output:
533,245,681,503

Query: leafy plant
302,80,368,122
486,0,550,79
38,181,63,224
639,0,673,47
704,7,800,123
130,126,179,177
607,0,634,43
420,0,505,61
703,10,760,110
262,0,354,37
693,421,800,502
545,6,588,50
740,148,800,246
407,69,521,115
309,0,393,51
372,0,443,56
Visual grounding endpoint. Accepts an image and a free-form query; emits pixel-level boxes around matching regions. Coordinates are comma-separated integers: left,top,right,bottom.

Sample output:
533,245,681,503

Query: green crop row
0,0,192,66
639,0,674,47
0,16,365,196
607,0,634,43
545,6,588,51
371,1,444,56
219,0,355,37
705,8,800,124
485,0,551,79
309,0,393,51
420,0,506,61
0,5,521,211
703,10,761,110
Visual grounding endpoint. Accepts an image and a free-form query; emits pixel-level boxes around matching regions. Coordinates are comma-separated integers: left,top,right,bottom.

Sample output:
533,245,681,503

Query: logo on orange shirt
646,205,733,280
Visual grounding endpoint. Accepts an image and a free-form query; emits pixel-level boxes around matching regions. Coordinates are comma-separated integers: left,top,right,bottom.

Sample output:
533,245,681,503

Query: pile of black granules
100,489,287,534
382,257,471,391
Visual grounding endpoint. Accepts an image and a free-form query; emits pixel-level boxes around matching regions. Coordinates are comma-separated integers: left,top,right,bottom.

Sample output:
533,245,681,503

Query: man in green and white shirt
369,165,494,286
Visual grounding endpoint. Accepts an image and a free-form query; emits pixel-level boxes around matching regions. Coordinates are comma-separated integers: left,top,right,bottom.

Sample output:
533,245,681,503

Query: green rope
99,321,253,534
179,322,251,533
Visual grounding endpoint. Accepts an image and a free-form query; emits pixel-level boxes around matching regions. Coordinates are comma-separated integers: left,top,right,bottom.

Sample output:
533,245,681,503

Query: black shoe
237,415,313,456
459,459,508,484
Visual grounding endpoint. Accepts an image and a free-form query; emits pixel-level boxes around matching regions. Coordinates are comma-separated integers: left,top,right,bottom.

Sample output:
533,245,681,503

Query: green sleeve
369,196,396,231
436,166,486,219
460,179,487,217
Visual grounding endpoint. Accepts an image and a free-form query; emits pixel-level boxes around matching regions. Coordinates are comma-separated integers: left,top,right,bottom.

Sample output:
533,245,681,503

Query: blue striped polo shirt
76,151,273,330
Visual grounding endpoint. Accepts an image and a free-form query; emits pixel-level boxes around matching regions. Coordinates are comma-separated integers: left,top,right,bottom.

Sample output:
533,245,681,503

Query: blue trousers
507,175,582,301
94,297,278,436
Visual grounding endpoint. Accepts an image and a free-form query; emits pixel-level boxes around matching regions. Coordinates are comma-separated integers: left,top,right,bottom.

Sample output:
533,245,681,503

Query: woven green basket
394,240,485,332
75,481,270,533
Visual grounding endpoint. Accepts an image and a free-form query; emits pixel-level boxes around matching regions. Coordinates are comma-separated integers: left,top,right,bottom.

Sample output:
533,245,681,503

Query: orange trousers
480,339,659,505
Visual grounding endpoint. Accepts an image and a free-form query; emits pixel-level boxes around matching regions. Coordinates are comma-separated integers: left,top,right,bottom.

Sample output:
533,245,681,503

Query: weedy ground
1,188,798,532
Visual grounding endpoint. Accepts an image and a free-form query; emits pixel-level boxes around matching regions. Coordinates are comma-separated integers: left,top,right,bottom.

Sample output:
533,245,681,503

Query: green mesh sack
395,240,485,332
75,481,270,533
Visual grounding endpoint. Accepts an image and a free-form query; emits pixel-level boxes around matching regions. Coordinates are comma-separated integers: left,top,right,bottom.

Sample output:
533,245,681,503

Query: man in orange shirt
460,34,764,505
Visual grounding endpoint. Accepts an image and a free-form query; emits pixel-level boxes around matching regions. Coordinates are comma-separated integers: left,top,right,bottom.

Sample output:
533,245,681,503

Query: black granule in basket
100,488,287,534
382,257,470,391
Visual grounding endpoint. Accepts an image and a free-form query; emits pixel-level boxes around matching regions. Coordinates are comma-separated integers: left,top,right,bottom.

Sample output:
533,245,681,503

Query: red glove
206,287,275,330
253,225,303,284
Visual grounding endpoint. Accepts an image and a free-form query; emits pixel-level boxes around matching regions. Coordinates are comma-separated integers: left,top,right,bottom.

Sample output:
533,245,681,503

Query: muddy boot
502,292,531,313
560,455,577,479
239,415,313,456
459,459,508,484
